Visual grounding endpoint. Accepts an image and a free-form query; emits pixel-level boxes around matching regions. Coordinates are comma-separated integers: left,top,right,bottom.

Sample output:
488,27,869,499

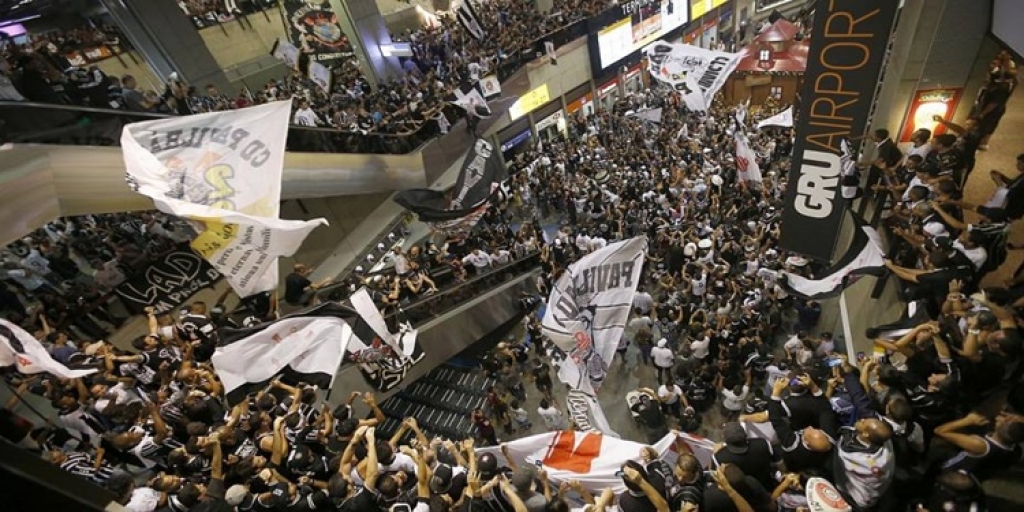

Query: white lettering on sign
794,150,840,218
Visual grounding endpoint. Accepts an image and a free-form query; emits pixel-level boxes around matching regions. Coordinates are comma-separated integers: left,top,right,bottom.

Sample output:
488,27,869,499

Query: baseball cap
430,463,454,494
723,422,749,454
225,485,249,506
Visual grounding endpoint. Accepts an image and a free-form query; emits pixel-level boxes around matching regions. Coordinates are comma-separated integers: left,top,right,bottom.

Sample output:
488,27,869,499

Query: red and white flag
734,131,763,184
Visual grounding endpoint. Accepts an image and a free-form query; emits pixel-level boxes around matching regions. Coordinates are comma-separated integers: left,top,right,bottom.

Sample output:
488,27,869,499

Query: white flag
272,39,300,70
308,61,331,93
542,238,645,436
120,101,327,297
477,430,714,494
644,41,741,110
0,320,96,379
756,106,794,129
479,75,502,98
212,312,353,405
734,131,763,184
784,218,886,300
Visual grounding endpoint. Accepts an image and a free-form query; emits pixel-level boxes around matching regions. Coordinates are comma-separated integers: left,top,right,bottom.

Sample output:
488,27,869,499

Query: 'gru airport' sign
779,0,900,262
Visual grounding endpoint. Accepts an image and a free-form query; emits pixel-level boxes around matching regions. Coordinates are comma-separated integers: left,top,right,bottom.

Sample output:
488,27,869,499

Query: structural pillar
330,0,403,87
99,0,231,92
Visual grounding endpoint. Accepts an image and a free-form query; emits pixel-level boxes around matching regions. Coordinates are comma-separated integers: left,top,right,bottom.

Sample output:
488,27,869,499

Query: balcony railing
0,100,441,154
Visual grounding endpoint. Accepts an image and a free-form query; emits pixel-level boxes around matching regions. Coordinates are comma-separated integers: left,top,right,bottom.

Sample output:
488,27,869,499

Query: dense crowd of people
0,212,202,341
0,0,617,144
3,1,1024,509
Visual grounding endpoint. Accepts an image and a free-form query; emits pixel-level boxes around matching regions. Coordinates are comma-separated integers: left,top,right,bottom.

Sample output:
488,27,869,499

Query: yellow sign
509,84,551,121
690,0,727,20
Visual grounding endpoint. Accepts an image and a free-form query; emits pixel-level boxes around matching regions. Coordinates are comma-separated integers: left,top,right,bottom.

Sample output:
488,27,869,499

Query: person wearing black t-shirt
712,422,783,492
885,251,974,318
284,263,331,307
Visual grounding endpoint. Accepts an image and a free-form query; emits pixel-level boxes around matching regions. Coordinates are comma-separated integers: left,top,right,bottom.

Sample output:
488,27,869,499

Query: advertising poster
281,0,354,66
898,88,962,143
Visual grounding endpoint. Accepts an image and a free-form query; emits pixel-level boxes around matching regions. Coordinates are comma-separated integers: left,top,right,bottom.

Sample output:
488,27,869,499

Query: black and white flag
395,138,507,235
456,0,485,41
864,301,931,341
782,215,886,300
212,303,357,405
0,320,97,379
348,288,425,391
450,82,492,119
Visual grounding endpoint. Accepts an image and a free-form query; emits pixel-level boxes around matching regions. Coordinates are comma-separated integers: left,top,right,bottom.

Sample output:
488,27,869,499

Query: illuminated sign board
595,0,691,70
898,88,963,143
690,0,728,20
508,84,551,120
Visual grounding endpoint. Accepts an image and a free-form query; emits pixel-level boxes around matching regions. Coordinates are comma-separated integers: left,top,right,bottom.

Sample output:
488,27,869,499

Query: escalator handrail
368,251,540,323
0,100,435,143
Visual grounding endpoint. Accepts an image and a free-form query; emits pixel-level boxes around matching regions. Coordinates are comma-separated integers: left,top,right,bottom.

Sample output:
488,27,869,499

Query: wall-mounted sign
501,129,533,152
898,88,963,143
536,110,566,132
594,0,691,70
598,80,619,96
690,0,727,20
509,84,551,120
567,93,595,114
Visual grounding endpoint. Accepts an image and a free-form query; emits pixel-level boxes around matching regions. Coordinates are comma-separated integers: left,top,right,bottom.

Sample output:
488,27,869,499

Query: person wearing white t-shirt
632,289,654,315
650,339,675,384
490,248,512,266
537,399,567,431
657,382,687,418
461,249,492,275
953,230,988,271
720,371,753,417
575,232,591,253
292,99,321,126
690,331,711,361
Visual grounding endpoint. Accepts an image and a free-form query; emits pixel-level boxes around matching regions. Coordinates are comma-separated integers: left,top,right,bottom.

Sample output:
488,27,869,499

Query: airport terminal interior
2,0,1024,511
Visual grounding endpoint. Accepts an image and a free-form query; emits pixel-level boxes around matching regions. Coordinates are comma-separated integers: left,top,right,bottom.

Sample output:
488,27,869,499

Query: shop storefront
597,78,620,113
498,121,534,163
566,88,595,118
623,63,645,95
535,110,567,142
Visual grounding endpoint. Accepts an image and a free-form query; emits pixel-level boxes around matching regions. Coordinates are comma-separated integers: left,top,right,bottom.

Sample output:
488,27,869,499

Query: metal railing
0,100,440,154
376,251,541,328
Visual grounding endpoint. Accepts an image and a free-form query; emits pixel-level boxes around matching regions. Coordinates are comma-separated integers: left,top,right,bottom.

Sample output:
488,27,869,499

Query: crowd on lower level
1,68,1019,511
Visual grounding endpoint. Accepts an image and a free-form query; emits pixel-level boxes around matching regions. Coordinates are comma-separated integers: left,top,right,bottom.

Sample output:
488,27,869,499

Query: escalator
0,94,525,248
325,252,542,409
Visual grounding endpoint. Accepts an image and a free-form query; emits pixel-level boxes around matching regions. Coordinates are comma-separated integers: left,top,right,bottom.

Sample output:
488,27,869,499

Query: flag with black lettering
782,214,886,300
644,41,740,110
0,320,97,378
456,0,485,41
120,102,328,297
542,237,646,437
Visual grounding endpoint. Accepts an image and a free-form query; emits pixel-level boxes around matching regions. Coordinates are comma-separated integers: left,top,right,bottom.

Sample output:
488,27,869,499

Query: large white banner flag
121,101,327,297
478,430,714,494
757,106,794,129
0,320,96,379
213,314,351,405
644,41,741,111
734,131,764,184
308,61,332,93
542,237,646,436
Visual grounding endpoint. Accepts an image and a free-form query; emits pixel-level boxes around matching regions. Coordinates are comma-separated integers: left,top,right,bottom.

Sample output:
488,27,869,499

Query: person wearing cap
618,460,670,512
631,393,669,444
650,338,675,385
712,422,783,492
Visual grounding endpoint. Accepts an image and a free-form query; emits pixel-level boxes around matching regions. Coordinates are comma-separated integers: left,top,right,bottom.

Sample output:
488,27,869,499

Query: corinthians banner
116,244,221,315
779,0,899,262
120,101,327,298
644,41,741,111
282,0,355,65
542,237,647,437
